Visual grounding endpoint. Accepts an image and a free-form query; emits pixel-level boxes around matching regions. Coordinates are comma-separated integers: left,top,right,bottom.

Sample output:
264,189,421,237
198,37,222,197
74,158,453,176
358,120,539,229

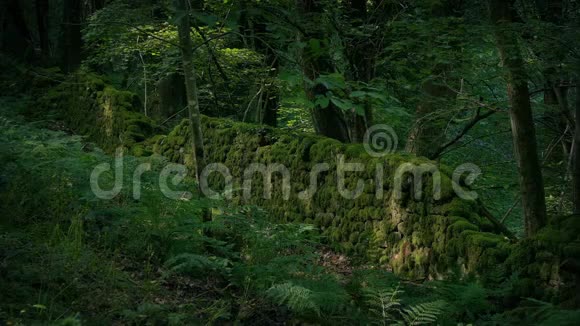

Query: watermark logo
89,124,482,203
364,124,398,157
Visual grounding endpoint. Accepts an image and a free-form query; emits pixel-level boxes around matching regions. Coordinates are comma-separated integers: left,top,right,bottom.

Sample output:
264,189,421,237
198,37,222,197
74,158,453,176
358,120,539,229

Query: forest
0,0,579,324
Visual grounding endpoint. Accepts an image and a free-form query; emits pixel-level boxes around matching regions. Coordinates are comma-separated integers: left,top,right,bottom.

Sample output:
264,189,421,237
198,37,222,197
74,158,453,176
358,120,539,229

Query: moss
39,71,520,281
448,218,478,235
436,198,476,218
36,72,155,154
463,231,504,249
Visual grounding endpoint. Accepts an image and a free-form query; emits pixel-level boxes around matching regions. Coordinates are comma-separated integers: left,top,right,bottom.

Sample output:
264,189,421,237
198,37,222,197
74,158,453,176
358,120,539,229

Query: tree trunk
239,2,278,127
156,73,187,120
36,0,49,59
2,0,33,58
174,0,205,182
62,0,82,72
345,0,373,142
489,0,547,236
253,18,279,127
572,80,580,214
298,0,350,142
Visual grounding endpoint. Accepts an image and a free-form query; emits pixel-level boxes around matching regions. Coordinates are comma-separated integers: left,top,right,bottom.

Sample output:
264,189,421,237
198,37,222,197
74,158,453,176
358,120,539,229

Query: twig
477,200,518,241
161,107,188,126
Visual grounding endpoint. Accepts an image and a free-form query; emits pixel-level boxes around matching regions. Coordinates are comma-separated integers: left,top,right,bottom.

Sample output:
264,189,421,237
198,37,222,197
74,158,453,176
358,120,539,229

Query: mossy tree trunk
489,0,547,236
174,0,205,182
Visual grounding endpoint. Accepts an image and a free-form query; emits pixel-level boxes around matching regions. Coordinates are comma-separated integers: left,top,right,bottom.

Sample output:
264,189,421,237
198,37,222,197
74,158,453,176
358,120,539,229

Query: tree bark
345,0,373,142
489,0,547,236
174,0,205,182
572,80,580,214
298,0,350,142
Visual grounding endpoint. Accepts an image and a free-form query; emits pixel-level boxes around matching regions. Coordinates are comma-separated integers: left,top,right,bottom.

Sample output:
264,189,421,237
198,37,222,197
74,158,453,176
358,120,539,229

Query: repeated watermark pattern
90,125,481,202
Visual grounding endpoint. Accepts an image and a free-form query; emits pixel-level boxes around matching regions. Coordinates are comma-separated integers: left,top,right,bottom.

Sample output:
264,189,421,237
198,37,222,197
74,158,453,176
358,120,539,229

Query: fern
363,284,403,324
164,253,231,276
433,281,489,319
266,282,321,316
400,300,447,326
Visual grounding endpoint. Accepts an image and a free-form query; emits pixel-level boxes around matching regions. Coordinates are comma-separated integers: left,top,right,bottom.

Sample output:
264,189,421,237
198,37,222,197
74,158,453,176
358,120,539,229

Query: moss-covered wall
37,72,155,155
39,73,578,291
151,118,515,280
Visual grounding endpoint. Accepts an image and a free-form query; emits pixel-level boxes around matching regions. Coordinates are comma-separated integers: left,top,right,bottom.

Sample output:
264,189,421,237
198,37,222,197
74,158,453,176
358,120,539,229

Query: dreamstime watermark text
90,125,482,202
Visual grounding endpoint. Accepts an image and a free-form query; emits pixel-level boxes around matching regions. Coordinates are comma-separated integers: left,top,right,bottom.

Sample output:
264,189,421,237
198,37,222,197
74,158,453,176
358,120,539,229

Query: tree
36,0,49,60
489,0,547,235
173,0,205,182
297,0,350,142
343,0,374,142
237,0,279,127
404,0,463,159
62,0,82,72
573,78,580,214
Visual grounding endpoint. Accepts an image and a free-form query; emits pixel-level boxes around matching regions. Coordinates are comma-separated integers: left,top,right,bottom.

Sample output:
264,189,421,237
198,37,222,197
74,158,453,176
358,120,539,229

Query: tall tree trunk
36,0,49,59
3,0,33,58
174,0,205,182
253,19,278,127
62,0,82,72
239,1,278,127
572,79,580,214
345,0,373,142
489,0,547,236
298,0,350,142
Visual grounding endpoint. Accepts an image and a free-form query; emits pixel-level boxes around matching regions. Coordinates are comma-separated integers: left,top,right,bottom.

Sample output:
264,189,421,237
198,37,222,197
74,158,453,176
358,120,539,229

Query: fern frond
164,253,230,275
267,282,321,316
401,300,447,326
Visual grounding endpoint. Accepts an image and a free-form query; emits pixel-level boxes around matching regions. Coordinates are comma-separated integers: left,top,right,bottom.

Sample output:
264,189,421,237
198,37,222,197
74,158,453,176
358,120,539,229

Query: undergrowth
1,97,578,325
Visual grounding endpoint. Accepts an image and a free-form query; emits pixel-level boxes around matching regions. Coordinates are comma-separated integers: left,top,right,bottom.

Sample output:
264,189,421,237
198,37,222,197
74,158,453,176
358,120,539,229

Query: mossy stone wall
39,74,538,282
153,118,514,280
37,72,155,155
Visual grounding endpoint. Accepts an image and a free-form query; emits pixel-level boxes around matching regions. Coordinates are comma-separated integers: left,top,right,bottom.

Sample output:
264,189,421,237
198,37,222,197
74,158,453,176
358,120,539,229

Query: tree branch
431,107,498,159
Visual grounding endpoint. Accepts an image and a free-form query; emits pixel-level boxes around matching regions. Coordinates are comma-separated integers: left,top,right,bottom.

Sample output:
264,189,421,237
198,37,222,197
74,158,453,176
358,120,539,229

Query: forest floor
1,96,578,325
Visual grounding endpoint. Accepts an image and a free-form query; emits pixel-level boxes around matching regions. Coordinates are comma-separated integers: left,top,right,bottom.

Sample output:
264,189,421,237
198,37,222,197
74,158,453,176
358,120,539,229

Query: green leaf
350,91,368,98
279,71,302,87
314,96,330,108
330,97,354,111
353,104,365,116
308,38,322,56
316,73,346,90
